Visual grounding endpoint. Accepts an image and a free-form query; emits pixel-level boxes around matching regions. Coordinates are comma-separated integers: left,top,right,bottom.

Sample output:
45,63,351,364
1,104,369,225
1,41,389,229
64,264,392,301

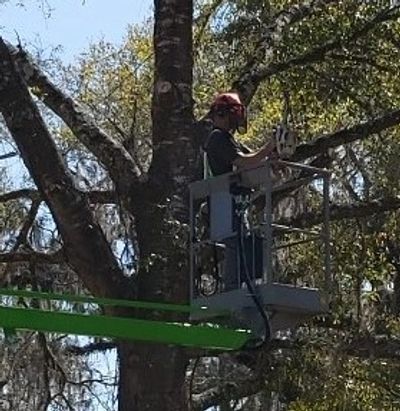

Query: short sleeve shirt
204,128,249,176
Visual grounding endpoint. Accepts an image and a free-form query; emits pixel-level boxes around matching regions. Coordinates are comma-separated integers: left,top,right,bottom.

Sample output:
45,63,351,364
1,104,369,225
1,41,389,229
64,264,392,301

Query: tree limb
4,41,146,209
0,37,130,300
255,10,399,81
194,0,226,52
270,111,400,214
292,109,400,162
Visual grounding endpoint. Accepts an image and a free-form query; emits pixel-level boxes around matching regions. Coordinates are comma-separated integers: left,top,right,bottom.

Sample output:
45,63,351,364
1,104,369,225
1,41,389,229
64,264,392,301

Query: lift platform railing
189,159,332,300
263,160,331,288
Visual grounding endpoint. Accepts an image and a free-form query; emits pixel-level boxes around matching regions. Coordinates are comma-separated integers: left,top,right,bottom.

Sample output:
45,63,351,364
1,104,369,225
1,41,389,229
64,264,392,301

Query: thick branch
5,42,145,207
292,109,400,162
271,111,400,218
0,38,129,299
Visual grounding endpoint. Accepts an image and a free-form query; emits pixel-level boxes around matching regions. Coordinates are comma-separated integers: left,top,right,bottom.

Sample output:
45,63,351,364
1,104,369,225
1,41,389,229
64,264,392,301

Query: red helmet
210,92,247,134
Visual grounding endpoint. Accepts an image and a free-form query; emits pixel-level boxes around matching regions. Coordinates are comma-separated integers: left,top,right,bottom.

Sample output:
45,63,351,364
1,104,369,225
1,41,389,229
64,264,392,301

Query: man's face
227,112,239,133
212,112,234,133
212,104,247,134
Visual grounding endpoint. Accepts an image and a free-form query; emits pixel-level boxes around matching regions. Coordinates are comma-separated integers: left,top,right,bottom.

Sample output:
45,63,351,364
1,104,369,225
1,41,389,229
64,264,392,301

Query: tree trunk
117,1,195,410
118,343,188,411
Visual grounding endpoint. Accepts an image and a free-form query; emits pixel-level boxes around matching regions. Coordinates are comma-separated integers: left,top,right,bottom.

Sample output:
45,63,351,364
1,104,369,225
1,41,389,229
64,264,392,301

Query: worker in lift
203,91,278,291
204,92,277,176
204,91,297,173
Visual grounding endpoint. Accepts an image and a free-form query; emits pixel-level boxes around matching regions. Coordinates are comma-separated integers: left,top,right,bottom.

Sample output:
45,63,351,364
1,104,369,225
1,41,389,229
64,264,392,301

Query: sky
0,0,153,63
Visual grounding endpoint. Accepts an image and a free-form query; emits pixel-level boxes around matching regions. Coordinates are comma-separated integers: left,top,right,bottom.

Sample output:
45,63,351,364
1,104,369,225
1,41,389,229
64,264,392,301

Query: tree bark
117,1,195,410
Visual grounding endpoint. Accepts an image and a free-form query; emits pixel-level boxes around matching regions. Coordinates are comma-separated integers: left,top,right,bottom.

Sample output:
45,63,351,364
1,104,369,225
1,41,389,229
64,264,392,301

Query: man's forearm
234,139,276,169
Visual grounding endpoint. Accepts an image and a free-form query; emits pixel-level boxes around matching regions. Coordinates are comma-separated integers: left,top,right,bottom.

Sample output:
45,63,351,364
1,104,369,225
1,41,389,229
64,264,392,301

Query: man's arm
233,137,276,169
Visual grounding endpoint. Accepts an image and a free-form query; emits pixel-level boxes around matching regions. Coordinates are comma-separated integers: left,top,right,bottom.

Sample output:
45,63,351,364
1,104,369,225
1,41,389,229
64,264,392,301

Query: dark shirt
204,128,250,176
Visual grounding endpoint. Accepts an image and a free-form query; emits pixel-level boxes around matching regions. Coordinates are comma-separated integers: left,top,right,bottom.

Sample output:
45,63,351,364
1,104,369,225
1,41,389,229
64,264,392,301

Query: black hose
237,209,271,349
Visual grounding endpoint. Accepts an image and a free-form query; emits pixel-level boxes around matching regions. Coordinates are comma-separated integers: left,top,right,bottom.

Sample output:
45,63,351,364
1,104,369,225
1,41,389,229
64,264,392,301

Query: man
204,92,277,176
203,91,277,291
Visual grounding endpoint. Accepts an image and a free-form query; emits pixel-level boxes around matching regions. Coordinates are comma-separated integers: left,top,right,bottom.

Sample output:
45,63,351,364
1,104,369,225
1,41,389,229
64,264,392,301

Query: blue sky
0,0,153,62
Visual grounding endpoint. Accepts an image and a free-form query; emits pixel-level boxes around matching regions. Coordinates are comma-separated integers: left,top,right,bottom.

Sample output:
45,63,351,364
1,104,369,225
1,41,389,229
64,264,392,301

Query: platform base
191,283,327,334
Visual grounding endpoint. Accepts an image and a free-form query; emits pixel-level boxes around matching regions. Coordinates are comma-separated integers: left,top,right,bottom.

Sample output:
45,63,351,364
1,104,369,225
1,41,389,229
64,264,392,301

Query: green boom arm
0,289,250,351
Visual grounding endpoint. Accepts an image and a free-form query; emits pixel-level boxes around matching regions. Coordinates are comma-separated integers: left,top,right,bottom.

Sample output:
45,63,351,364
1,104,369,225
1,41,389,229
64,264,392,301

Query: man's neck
214,125,234,134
